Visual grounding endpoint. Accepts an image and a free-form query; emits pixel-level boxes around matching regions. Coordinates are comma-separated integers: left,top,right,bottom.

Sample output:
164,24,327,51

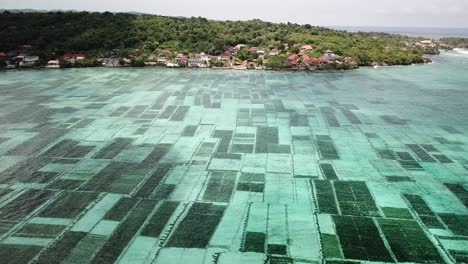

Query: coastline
0,60,431,73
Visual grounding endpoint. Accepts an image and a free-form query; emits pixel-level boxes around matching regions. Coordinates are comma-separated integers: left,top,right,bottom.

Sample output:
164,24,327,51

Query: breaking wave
453,48,468,56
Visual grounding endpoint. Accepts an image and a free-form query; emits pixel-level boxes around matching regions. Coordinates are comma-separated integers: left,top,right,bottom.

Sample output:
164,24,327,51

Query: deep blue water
331,26,468,39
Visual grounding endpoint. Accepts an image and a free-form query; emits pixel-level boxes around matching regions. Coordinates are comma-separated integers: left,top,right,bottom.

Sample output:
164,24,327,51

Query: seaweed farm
0,54,468,264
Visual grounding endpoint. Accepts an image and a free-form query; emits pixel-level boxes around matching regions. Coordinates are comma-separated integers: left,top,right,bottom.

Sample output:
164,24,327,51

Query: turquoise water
0,53,467,264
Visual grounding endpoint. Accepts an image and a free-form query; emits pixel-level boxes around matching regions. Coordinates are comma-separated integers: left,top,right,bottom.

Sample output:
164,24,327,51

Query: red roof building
179,56,189,62
63,53,74,59
301,45,313,50
0,52,6,57
248,47,258,52
62,53,86,63
301,54,311,61
234,44,246,51
162,49,172,54
318,57,328,63
287,54,298,60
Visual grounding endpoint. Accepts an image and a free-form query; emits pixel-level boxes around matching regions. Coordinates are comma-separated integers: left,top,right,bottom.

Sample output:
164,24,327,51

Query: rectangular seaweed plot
39,191,99,219
79,162,137,193
134,164,173,198
181,125,198,137
378,218,444,263
334,181,380,217
170,106,190,121
237,172,265,193
321,234,343,259
316,136,339,160
243,232,266,253
93,138,133,159
5,128,69,156
213,130,233,153
166,202,225,248
289,112,309,127
406,144,436,162
341,109,362,124
255,126,279,153
320,107,340,127
397,151,424,170
152,92,172,110
14,223,65,238
35,231,87,264
103,197,139,221
320,163,338,180
333,216,393,262
92,199,157,264
0,244,43,264
43,139,95,159
158,105,178,119
140,201,180,237
444,183,468,208
202,171,237,203
404,194,444,229
438,213,468,236
0,189,55,221
314,180,338,214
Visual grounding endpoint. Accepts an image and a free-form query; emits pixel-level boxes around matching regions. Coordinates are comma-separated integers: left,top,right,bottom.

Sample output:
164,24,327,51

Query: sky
1,0,468,28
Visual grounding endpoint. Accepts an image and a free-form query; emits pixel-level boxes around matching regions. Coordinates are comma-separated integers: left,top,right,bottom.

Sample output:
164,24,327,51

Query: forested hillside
0,11,425,65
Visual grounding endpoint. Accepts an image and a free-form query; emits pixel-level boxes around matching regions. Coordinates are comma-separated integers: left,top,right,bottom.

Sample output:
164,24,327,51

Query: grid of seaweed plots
0,67,467,264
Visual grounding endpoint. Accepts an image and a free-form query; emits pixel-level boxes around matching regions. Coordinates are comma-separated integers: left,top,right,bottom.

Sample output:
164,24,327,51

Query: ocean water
332,26,468,39
0,53,467,263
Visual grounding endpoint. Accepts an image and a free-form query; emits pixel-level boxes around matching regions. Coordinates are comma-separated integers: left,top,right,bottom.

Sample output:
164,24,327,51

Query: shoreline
0,61,432,73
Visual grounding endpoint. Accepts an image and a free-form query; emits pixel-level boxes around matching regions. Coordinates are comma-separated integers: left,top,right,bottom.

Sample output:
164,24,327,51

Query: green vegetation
0,11,426,66
439,37,468,48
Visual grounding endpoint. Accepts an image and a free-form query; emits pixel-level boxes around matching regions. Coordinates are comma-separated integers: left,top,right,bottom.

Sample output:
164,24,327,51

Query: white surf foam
453,48,468,56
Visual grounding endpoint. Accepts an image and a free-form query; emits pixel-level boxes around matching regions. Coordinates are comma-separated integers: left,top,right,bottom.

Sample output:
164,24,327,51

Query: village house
218,52,231,61
99,58,122,67
188,58,207,68
324,50,334,61
287,54,298,61
63,53,86,63
156,49,172,63
122,57,132,64
420,40,435,48
46,60,60,69
166,62,180,68
233,44,246,52
147,54,158,61
269,48,280,56
19,56,39,67
0,52,6,57
300,45,313,52
178,56,189,64
145,54,158,66
195,53,210,60
75,54,86,60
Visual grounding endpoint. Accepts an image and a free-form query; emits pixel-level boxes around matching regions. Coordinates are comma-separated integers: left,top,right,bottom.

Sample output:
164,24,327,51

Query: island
0,11,464,71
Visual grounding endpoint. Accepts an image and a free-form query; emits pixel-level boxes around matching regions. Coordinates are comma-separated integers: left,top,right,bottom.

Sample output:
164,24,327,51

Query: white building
19,56,39,67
